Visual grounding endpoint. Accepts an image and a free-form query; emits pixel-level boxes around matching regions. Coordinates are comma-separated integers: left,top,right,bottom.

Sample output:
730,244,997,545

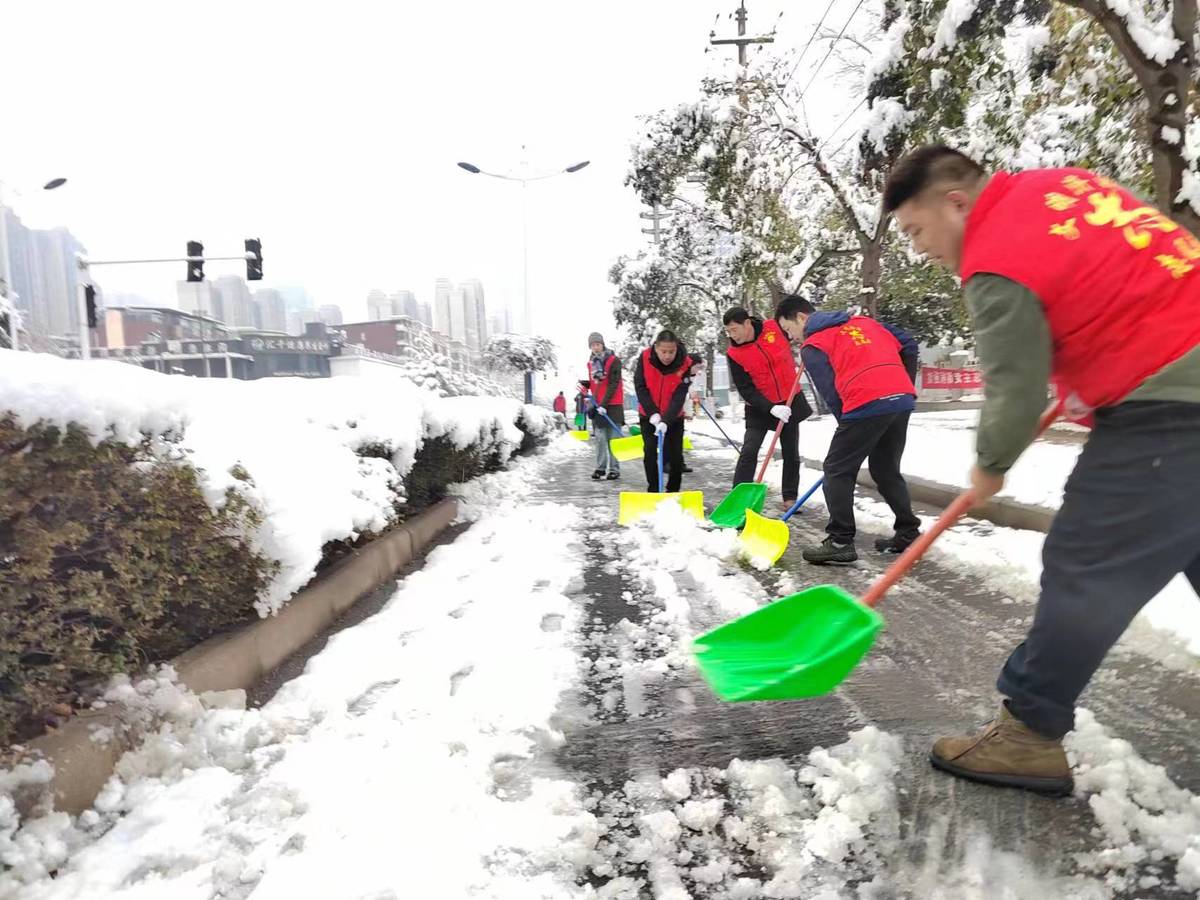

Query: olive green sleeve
964,274,1053,474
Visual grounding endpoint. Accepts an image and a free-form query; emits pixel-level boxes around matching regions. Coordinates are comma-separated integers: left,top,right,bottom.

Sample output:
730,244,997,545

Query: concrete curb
16,498,459,817
801,456,1057,534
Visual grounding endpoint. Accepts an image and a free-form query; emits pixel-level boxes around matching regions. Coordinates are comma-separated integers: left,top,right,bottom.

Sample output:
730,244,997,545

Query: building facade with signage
93,306,332,379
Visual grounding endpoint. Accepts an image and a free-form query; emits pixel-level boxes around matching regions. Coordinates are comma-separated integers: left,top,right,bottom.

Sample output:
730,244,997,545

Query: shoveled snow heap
0,350,553,615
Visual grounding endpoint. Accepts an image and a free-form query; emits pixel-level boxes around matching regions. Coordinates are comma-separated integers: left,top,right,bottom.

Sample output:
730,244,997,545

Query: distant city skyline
0,203,87,343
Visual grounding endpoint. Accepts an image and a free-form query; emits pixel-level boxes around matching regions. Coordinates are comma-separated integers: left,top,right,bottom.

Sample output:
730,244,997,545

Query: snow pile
350,347,525,400
0,456,596,899
577,728,904,897
1068,708,1200,893
0,350,553,615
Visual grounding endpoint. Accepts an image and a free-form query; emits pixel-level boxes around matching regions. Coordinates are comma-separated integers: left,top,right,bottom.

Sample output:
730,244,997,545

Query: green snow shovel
694,401,1063,702
708,366,804,530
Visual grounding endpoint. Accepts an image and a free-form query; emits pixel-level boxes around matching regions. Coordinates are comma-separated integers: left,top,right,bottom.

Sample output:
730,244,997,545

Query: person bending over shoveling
775,295,921,566
722,306,812,511
884,144,1200,796
633,329,704,492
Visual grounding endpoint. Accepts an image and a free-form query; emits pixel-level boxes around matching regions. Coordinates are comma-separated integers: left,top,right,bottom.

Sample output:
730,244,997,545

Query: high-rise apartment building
253,289,288,333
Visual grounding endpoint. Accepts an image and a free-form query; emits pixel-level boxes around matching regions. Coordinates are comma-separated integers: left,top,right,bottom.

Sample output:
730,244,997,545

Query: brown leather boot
930,703,1073,796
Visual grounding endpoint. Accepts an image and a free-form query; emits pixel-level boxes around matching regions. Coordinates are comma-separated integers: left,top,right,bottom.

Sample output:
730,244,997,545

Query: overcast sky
3,0,860,374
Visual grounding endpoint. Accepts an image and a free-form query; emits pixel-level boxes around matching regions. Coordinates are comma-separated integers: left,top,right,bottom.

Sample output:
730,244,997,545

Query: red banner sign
921,367,983,389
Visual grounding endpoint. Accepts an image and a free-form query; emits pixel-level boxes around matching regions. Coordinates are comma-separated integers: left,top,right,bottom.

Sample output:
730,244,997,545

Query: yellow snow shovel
737,477,825,565
709,367,804,529
618,426,704,525
609,433,645,462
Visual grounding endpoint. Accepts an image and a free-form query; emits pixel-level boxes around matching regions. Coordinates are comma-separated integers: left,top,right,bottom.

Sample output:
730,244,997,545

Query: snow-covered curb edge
800,454,1057,534
9,497,459,820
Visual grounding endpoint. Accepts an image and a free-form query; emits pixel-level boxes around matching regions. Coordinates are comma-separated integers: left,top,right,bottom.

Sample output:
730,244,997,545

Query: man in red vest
723,307,813,511
775,295,921,565
587,332,625,480
884,144,1200,796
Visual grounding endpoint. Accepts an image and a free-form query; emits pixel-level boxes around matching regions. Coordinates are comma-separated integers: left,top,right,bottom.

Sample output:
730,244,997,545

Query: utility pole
639,204,671,246
710,2,773,308
710,1,774,67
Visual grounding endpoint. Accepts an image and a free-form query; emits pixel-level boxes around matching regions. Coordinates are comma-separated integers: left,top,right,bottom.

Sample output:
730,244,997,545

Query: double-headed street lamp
0,177,68,351
455,151,589,336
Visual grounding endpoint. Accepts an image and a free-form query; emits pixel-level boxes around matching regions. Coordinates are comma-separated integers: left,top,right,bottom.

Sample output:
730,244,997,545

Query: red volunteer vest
637,348,691,419
960,168,1200,422
725,319,798,404
588,353,624,406
802,316,915,414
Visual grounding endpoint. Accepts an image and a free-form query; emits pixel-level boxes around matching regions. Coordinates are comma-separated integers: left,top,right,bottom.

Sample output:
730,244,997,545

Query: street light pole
0,185,16,351
456,152,589,336
520,178,530,333
0,177,67,352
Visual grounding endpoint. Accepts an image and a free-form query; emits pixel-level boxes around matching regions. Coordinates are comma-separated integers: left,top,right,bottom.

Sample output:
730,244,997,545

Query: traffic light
245,238,263,281
186,241,204,282
84,285,97,328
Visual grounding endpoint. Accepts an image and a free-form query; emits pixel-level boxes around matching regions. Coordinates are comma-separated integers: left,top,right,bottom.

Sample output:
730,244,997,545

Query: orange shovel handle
754,365,805,484
860,400,1063,609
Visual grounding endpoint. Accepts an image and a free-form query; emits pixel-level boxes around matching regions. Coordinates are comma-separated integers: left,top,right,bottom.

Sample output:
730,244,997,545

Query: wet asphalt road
542,422,1200,897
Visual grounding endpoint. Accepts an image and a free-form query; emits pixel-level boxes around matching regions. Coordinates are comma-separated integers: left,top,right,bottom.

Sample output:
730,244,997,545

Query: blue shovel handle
698,401,742,452
586,400,627,437
656,426,665,493
782,477,824,522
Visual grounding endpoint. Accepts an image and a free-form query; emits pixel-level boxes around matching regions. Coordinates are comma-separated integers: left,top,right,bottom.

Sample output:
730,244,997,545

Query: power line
782,0,840,89
817,95,868,154
797,0,867,102
828,121,864,159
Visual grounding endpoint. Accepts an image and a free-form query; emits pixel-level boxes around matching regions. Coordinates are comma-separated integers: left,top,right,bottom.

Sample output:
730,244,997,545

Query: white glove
649,413,662,427
596,406,607,416
771,404,792,423
655,421,668,435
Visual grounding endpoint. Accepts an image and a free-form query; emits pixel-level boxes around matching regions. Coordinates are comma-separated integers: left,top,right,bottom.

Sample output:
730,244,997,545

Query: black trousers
998,402,1200,738
822,411,920,543
640,415,685,492
733,417,801,500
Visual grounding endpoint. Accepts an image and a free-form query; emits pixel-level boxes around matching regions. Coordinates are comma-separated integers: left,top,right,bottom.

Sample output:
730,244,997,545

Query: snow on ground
609,455,1200,895
571,728,908,899
0,442,917,899
2,448,589,899
1068,710,1200,894
0,350,552,615
3,435,1199,897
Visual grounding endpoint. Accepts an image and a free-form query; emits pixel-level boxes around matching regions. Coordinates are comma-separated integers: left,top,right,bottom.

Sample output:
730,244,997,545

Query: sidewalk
4,436,1199,898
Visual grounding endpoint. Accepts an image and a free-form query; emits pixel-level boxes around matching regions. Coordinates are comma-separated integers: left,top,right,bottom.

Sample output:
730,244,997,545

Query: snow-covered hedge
0,351,554,744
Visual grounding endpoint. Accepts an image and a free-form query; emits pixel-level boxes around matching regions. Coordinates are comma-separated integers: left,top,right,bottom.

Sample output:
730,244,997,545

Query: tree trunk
1062,0,1199,233
706,342,716,396
767,278,785,308
858,234,884,318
